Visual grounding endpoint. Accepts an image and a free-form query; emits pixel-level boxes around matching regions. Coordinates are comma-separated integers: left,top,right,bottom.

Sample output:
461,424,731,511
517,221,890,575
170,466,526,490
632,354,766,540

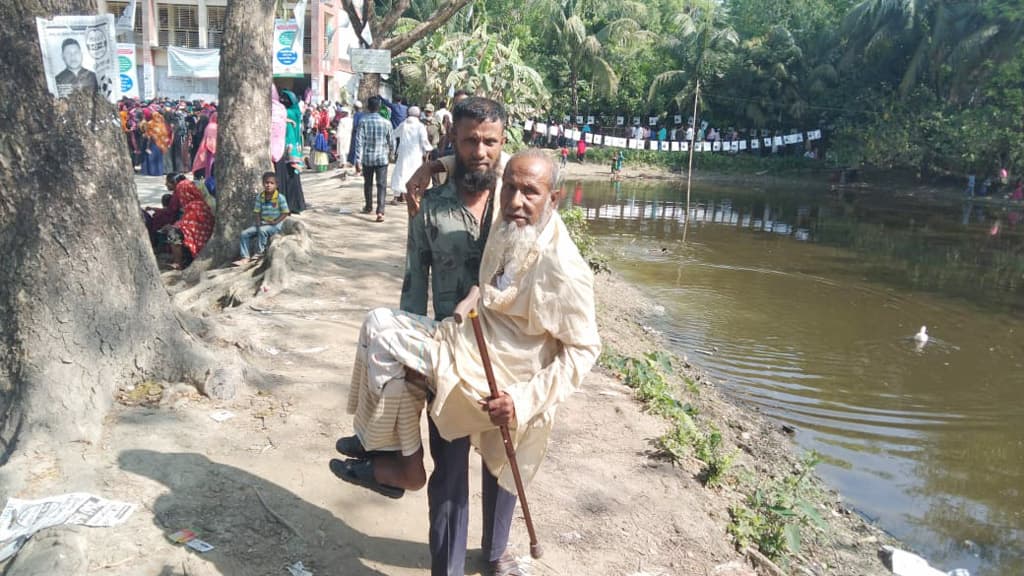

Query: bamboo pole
682,78,700,243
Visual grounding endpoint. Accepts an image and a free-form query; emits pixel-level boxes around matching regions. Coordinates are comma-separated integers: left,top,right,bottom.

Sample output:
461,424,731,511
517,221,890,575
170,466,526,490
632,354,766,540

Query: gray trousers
363,164,388,214
428,418,516,576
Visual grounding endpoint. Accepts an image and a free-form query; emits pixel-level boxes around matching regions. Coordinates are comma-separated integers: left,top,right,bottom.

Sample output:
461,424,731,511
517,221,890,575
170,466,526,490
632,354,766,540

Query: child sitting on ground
235,172,290,265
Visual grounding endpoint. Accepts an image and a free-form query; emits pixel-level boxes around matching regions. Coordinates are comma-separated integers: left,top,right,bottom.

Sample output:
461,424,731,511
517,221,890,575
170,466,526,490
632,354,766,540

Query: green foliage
559,206,610,273
727,451,829,559
601,350,735,487
391,0,1024,178
394,25,550,121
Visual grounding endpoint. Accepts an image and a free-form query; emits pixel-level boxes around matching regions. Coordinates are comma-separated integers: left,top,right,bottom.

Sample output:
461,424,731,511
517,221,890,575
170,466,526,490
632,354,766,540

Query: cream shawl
430,211,601,490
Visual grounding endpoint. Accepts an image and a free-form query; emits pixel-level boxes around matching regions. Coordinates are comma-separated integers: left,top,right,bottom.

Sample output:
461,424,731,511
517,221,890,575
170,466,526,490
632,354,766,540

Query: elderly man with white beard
331,149,600,515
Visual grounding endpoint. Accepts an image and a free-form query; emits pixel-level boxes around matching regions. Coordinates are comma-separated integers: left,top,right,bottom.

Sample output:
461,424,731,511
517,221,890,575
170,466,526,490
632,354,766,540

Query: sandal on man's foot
488,549,526,576
376,214,384,222
334,435,384,459
328,458,405,499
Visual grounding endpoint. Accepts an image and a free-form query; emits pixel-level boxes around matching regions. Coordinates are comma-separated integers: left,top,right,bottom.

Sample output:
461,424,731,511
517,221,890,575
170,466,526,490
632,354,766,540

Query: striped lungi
346,308,439,456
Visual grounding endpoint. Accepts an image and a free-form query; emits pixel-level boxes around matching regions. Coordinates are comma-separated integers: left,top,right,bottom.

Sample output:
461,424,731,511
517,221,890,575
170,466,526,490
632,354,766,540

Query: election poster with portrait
36,14,119,103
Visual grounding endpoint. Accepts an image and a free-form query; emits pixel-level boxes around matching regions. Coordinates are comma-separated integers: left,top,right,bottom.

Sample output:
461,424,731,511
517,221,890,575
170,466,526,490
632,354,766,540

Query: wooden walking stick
467,309,544,559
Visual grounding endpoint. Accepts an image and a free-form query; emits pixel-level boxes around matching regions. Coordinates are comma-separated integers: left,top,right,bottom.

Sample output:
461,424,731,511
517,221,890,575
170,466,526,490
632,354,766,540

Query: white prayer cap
408,106,421,117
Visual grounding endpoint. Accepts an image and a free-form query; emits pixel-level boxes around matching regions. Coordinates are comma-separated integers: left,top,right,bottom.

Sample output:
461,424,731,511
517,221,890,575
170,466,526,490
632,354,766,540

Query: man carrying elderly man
332,145,600,573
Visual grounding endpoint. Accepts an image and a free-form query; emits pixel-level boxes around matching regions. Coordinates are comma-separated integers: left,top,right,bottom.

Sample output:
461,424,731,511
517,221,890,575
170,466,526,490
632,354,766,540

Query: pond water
566,178,1024,575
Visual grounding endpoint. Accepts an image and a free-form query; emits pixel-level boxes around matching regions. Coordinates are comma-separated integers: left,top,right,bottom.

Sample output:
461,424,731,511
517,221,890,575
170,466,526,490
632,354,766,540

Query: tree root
170,218,312,313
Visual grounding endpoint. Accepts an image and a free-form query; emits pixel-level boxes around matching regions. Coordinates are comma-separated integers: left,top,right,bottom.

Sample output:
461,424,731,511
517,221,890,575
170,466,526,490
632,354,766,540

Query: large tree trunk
197,0,277,266
357,72,383,103
0,0,218,473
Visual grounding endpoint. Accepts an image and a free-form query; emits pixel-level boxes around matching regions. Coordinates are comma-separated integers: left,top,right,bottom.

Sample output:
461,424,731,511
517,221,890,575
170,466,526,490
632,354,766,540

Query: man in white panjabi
389,105,433,204
331,150,601,504
335,106,353,168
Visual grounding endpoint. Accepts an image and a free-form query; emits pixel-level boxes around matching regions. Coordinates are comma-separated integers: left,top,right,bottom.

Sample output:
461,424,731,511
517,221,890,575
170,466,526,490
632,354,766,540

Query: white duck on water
914,326,929,346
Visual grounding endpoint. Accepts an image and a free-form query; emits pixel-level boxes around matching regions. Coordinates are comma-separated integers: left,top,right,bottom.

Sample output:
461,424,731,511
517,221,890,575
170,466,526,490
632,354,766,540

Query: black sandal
329,458,405,499
334,435,384,459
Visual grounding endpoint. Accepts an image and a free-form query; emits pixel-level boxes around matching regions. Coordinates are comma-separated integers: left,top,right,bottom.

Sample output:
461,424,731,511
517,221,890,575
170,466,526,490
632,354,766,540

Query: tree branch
380,0,474,55
340,0,369,47
376,0,412,43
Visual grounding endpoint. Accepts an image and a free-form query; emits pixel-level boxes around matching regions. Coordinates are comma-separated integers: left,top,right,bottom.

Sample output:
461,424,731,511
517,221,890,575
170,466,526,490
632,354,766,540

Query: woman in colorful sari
276,90,307,214
191,111,218,177
270,86,288,164
141,108,170,176
165,180,215,270
146,174,188,241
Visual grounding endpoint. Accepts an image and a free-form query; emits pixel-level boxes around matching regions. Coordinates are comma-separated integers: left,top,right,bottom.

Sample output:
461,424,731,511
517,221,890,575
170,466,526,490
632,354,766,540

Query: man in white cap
390,105,433,204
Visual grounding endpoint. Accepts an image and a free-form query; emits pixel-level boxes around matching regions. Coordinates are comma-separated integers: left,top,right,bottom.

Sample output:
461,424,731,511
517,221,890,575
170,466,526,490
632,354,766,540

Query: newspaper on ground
287,561,314,576
0,492,134,561
210,409,236,423
36,14,120,103
186,538,215,553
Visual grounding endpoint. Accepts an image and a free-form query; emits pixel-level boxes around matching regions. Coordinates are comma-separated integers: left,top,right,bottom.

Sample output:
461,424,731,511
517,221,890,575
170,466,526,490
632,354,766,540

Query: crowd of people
965,167,1023,200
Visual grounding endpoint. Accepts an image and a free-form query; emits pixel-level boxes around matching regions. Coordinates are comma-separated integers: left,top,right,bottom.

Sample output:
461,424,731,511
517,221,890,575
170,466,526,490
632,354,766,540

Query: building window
207,6,227,48
157,5,170,46
106,1,143,34
156,4,200,47
303,14,312,54
174,5,199,47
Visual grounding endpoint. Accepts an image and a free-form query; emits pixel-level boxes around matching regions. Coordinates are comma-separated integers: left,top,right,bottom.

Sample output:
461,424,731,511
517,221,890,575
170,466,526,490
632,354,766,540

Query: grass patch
560,206,609,274
727,451,828,561
600,350,735,487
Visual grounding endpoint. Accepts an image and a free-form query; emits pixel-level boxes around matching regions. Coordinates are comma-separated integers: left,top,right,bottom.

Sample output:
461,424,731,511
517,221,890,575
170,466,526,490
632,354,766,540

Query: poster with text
273,20,303,77
36,14,119,103
116,43,138,98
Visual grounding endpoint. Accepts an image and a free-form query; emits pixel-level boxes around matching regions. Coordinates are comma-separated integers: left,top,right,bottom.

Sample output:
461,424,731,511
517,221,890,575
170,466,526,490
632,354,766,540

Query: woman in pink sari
192,111,218,176
270,85,288,163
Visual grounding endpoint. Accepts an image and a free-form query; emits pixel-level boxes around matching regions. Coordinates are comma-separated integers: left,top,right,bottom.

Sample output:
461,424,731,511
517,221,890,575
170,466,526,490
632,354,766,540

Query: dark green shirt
400,180,494,320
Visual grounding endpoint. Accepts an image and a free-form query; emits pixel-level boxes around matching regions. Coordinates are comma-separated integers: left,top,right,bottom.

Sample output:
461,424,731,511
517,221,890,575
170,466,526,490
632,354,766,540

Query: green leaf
797,501,827,529
783,524,801,553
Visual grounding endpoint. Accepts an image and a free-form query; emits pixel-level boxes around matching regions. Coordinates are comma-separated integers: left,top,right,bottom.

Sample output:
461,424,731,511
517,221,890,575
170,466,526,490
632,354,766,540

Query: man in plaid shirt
354,96,395,222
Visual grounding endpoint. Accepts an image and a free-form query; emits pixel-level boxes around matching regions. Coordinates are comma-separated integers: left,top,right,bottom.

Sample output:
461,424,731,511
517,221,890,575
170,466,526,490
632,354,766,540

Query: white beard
492,206,553,288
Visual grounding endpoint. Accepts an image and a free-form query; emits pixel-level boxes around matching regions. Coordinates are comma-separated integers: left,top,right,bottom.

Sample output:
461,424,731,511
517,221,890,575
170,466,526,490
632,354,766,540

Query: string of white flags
523,120,823,151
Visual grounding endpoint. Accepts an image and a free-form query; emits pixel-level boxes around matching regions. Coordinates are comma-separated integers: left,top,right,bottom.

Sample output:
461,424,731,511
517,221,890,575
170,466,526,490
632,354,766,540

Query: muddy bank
1,169,894,575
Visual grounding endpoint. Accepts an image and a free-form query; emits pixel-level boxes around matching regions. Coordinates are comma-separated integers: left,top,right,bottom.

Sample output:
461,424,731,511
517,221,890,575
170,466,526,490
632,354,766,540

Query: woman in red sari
165,180,215,269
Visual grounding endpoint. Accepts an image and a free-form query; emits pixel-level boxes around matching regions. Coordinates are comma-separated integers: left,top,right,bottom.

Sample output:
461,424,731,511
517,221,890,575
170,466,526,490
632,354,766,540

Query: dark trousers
428,419,516,576
363,164,388,214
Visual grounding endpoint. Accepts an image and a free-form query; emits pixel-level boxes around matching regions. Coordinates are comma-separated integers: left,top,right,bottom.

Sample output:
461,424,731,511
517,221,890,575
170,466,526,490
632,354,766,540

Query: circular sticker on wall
120,74,134,93
276,50,298,65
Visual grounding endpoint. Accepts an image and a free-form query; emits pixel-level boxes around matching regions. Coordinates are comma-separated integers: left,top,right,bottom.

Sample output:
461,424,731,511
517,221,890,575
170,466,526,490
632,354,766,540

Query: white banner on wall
273,20,304,77
116,43,139,98
167,46,219,78
36,14,119,103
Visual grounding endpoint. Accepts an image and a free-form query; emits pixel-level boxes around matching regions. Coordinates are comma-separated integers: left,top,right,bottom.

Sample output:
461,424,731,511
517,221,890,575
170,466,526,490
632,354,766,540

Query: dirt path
6,168,891,576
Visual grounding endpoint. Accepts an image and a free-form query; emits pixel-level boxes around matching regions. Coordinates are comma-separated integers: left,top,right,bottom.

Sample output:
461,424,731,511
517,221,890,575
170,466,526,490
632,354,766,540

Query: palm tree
728,25,807,127
528,0,649,117
842,0,1024,102
647,0,738,112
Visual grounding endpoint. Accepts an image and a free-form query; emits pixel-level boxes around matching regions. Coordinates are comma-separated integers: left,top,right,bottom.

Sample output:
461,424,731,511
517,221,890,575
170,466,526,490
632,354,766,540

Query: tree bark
357,72,383,103
0,0,217,463
198,0,277,266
